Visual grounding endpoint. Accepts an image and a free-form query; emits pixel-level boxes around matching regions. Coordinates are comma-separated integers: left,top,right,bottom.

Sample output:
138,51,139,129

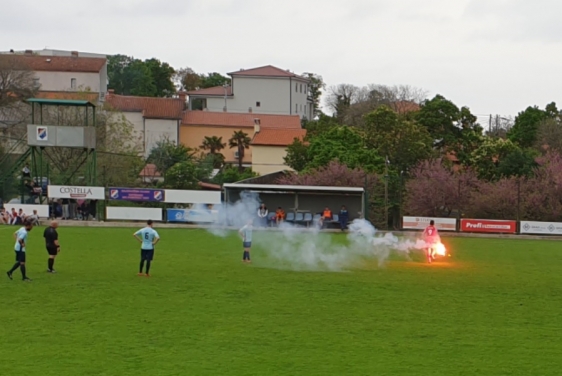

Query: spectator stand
223,183,364,228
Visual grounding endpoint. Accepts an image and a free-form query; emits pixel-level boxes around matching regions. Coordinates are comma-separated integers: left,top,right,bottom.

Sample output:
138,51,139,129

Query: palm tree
200,136,226,155
229,130,252,171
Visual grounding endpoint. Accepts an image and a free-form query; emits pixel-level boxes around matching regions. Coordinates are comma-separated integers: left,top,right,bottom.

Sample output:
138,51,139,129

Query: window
71,78,77,89
256,101,261,107
295,104,298,113
296,83,298,92
300,84,303,93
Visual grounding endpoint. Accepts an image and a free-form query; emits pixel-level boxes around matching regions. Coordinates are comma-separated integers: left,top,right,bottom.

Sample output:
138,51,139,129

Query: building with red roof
185,65,313,120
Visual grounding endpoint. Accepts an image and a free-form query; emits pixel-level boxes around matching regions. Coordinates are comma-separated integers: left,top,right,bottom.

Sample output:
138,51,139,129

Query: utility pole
223,83,229,112
385,156,389,229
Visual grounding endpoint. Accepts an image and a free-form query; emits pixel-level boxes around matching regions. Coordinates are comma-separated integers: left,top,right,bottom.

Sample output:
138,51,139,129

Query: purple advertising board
109,188,165,202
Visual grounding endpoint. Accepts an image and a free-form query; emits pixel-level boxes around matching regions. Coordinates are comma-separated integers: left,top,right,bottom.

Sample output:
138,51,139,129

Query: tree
0,55,37,127
416,95,462,149
496,149,537,178
304,126,383,172
343,84,426,126
147,137,196,178
302,72,325,117
277,160,377,188
284,138,311,172
326,84,365,123
404,159,478,217
212,164,257,185
363,106,433,173
200,136,226,154
174,67,202,91
144,58,176,97
200,136,226,168
467,138,519,180
228,131,251,171
200,72,231,88
107,55,175,97
535,117,562,154
467,178,520,220
507,105,547,148
165,158,213,190
301,113,339,137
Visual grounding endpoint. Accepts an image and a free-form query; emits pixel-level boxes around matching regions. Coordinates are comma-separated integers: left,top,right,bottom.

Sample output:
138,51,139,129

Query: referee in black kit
44,221,60,273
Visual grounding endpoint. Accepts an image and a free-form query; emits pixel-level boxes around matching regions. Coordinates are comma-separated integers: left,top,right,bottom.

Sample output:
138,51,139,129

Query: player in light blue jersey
239,219,253,263
7,220,33,281
133,220,160,276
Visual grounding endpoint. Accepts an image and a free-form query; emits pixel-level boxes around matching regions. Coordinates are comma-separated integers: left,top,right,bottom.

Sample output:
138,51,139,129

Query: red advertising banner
460,219,517,234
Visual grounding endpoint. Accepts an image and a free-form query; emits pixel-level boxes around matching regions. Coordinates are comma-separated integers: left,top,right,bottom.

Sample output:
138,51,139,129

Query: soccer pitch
1,227,561,376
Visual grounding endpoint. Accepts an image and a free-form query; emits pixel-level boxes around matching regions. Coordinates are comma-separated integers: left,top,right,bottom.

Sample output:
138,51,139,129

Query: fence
44,185,222,223
402,216,562,236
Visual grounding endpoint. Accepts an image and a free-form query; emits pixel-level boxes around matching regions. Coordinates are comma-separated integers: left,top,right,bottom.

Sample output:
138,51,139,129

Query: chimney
107,89,114,96
248,107,252,113
24,50,33,55
71,51,79,57
178,91,187,102
254,118,261,133
9,49,14,53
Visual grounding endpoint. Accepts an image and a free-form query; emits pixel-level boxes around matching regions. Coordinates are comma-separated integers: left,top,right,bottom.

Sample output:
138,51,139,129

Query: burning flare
435,243,447,256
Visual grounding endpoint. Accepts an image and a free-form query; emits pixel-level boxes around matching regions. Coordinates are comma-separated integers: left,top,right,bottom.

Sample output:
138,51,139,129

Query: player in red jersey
422,220,440,263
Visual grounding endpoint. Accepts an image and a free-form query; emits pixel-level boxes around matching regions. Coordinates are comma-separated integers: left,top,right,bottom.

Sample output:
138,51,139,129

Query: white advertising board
520,221,562,235
402,216,457,231
106,207,163,221
48,185,105,200
4,204,49,218
164,190,221,204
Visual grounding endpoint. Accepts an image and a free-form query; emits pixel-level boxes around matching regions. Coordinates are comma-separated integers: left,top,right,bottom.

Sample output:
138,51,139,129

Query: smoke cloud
209,194,434,271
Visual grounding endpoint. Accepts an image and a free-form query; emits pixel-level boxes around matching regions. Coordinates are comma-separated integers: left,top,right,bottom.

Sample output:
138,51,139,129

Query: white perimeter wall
106,207,163,221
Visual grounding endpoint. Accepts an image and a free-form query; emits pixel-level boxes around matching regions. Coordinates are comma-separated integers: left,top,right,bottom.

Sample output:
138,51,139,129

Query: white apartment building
105,91,186,158
3,50,108,99
186,65,313,120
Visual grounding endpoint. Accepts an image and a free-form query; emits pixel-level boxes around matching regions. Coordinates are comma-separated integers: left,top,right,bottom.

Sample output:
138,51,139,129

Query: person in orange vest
318,207,333,228
275,207,285,225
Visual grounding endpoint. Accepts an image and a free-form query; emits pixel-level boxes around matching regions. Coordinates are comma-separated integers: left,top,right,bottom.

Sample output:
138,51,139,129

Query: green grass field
1,226,562,376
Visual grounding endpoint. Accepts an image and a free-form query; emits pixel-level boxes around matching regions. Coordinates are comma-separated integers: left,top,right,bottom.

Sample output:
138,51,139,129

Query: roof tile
182,111,302,129
105,93,184,119
4,55,106,73
251,128,307,146
228,65,308,80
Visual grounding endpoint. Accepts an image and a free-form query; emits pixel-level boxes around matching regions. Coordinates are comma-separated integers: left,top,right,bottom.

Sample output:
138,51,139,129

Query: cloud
464,0,562,43
2,0,562,118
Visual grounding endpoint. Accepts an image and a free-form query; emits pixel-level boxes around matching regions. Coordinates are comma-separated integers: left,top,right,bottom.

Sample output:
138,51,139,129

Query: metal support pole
384,156,389,229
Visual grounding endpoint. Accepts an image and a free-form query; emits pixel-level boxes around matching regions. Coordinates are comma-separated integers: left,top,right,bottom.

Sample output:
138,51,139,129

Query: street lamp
222,83,230,112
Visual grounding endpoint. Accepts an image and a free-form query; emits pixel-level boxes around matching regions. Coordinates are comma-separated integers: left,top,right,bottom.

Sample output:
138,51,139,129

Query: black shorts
15,251,26,263
46,246,58,256
141,249,154,261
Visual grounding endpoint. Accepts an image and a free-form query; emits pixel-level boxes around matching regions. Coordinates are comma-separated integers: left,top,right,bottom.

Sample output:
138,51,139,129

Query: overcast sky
2,0,562,122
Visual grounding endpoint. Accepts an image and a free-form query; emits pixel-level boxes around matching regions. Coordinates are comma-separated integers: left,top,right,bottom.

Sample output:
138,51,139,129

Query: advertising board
460,219,517,234
109,188,165,202
48,185,105,200
402,216,457,231
520,221,562,235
